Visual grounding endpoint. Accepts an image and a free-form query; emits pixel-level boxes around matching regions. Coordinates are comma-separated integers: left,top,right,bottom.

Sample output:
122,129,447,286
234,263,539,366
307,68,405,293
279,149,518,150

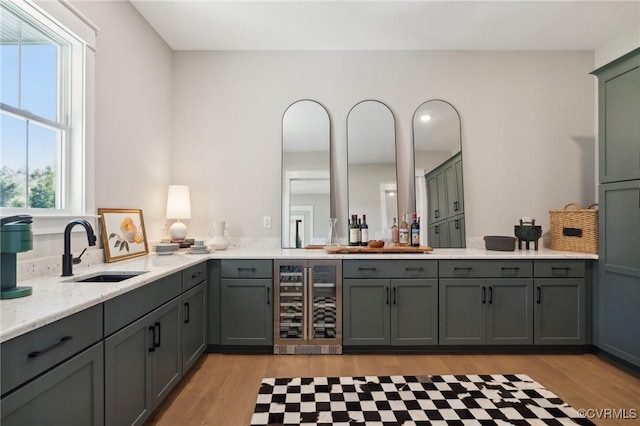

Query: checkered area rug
250,374,595,425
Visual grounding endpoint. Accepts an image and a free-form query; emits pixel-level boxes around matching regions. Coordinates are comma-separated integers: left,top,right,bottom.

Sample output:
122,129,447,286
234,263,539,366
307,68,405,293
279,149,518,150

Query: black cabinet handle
358,267,376,271
191,271,203,279
154,322,161,349
28,336,73,358
481,286,486,304
405,267,423,271
488,287,493,304
237,267,255,271
184,302,190,324
435,209,440,219
149,326,156,352
454,219,460,230
393,287,397,305
454,201,459,211
551,267,570,276
435,225,440,234
454,267,472,271
501,267,520,270
536,287,541,304
267,287,270,305
386,287,390,305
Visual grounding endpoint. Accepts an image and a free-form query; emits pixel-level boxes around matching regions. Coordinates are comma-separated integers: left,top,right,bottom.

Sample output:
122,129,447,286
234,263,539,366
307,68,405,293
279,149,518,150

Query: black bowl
514,225,542,241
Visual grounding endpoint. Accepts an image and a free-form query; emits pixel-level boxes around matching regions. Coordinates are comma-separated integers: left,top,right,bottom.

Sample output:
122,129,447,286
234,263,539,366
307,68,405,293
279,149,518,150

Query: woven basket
549,203,598,254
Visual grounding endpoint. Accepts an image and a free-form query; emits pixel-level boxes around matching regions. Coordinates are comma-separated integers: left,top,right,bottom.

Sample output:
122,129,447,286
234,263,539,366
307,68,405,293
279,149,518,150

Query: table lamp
166,185,191,240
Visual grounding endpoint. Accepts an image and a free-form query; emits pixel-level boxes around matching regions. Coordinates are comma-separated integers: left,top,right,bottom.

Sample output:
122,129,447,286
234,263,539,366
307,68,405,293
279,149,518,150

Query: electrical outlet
263,216,272,228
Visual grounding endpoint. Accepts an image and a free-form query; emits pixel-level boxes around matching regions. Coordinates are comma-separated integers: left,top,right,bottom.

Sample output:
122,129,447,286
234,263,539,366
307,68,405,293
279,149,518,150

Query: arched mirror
347,100,398,239
413,99,465,248
282,100,331,248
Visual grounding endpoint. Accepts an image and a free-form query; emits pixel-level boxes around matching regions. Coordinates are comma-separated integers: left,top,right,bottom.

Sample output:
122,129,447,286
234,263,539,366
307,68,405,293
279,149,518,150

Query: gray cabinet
207,260,221,346
426,170,447,223
343,278,390,345
426,152,465,247
343,260,438,346
104,273,183,426
105,297,182,426
533,261,587,345
598,181,640,363
220,259,273,346
182,263,207,371
592,48,640,184
182,282,207,371
1,304,104,426
592,48,640,368
1,343,103,426
439,260,533,345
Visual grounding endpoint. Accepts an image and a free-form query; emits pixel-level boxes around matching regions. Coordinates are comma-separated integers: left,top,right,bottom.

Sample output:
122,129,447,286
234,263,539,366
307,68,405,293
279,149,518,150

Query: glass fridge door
277,264,305,341
310,262,341,343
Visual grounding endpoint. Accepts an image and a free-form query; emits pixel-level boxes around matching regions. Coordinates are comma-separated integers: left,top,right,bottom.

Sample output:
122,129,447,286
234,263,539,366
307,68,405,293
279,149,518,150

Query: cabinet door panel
427,172,446,222
439,279,485,345
601,271,640,365
221,279,273,345
105,316,152,426
446,216,465,248
150,299,182,408
486,280,533,345
343,279,390,345
600,182,640,271
183,282,207,371
600,61,640,182
391,279,437,345
1,343,103,426
534,279,585,344
428,222,448,248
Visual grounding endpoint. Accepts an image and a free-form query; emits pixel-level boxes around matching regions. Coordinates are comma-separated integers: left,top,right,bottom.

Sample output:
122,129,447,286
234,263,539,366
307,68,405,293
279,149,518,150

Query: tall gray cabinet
592,47,640,368
426,152,465,248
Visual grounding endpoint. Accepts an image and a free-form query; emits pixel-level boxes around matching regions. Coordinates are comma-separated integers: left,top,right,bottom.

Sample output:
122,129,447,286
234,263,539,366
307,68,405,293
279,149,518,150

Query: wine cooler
274,260,342,354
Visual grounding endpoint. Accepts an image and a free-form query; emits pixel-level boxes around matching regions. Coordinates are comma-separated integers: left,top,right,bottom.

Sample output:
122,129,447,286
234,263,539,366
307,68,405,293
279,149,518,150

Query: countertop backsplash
16,237,282,281
16,237,558,281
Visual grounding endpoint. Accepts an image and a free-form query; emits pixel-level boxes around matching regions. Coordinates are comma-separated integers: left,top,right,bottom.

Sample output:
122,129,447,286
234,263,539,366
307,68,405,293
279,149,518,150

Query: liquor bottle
391,218,399,245
411,212,420,247
349,215,359,246
399,214,409,246
360,214,369,246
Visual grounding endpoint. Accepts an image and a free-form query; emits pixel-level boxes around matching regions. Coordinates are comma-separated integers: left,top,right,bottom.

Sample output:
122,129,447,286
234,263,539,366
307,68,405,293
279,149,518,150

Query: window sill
21,214,100,236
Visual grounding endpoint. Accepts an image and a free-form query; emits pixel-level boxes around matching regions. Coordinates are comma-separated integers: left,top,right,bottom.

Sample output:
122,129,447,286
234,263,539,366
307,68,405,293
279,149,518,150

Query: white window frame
1,0,97,235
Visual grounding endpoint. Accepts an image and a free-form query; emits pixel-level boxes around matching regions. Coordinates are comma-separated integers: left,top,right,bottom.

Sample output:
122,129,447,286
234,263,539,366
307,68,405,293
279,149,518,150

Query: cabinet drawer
183,262,207,292
1,304,103,396
439,260,532,278
104,272,182,336
534,261,585,278
343,260,437,279
221,259,272,278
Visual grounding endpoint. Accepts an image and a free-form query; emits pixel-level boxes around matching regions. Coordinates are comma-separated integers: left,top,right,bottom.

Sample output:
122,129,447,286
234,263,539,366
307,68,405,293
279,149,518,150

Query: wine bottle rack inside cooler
274,260,342,354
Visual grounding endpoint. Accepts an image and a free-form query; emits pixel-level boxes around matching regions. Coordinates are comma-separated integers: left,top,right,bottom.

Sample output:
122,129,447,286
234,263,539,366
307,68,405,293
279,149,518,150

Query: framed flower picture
98,208,149,262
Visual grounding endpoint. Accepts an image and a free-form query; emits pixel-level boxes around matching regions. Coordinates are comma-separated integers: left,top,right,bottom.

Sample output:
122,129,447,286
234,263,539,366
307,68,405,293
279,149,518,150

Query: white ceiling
130,1,640,51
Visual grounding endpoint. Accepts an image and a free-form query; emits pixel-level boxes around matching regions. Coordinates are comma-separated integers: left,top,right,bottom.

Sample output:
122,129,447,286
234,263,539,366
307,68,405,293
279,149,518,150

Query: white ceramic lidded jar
208,220,229,250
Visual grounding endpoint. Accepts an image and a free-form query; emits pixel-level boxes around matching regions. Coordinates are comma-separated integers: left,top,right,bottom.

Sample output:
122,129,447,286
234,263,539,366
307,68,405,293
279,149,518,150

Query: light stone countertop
1,247,597,343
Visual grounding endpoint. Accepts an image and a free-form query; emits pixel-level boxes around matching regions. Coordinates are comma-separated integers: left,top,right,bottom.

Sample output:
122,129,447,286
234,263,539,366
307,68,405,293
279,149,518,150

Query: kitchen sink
73,271,148,283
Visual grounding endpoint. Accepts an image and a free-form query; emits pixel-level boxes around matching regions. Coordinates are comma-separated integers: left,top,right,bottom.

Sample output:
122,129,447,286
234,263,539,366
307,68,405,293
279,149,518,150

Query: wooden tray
324,245,433,254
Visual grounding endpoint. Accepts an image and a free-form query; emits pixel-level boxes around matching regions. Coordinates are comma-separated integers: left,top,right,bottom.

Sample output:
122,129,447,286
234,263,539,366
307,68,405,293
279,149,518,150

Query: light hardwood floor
147,353,640,425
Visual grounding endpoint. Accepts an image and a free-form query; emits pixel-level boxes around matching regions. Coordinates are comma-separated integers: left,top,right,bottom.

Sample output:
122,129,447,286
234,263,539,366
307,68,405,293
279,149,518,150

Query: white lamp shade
166,185,191,219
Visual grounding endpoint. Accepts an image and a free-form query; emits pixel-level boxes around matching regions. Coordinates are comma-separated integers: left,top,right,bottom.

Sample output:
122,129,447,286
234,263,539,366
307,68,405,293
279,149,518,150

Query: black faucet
62,219,97,277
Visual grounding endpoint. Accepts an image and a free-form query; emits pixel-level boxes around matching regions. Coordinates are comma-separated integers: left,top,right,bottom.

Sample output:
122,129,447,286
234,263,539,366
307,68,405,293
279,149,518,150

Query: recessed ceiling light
420,114,432,122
